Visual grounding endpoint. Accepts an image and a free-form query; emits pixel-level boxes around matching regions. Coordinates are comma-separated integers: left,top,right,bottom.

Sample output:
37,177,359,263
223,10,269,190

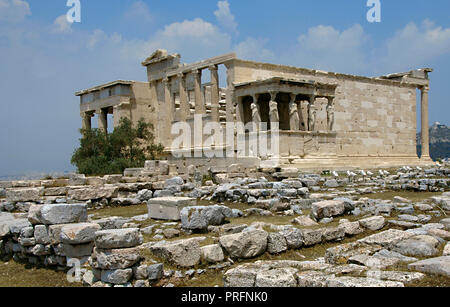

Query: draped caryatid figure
289,94,300,131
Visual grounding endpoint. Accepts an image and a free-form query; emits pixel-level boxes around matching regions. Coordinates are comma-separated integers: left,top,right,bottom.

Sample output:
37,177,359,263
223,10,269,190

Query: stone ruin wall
128,82,156,130
231,60,418,159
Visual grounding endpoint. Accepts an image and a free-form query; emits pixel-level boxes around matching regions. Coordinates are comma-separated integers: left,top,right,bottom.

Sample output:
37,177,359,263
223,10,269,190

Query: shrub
71,118,164,176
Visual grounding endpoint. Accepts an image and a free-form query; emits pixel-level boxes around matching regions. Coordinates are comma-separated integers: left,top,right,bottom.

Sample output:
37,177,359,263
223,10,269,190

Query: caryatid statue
289,94,300,131
327,103,335,131
251,102,261,122
268,91,279,130
251,95,261,123
308,104,317,132
250,98,261,132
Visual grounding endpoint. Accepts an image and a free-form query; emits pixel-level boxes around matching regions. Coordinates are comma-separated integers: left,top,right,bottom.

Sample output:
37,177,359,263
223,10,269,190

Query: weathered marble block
147,197,195,221
40,204,87,225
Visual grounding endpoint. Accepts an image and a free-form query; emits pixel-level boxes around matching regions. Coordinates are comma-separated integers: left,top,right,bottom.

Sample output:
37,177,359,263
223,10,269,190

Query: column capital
233,96,238,107
177,72,185,79
251,93,259,103
162,77,170,84
191,69,202,75
289,93,297,103
268,90,278,101
421,85,430,93
209,64,218,72
327,96,335,105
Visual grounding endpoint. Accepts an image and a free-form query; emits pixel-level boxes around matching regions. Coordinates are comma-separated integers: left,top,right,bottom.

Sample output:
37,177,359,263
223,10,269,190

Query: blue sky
0,0,449,176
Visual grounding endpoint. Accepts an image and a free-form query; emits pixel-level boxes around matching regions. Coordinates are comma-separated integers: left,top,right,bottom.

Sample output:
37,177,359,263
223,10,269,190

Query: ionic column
225,66,235,123
192,69,205,114
420,86,431,159
210,65,220,122
178,73,189,121
269,90,279,132
81,113,92,130
96,109,108,132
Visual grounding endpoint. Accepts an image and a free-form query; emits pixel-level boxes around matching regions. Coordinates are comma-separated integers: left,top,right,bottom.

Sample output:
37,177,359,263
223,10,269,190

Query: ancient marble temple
75,49,434,169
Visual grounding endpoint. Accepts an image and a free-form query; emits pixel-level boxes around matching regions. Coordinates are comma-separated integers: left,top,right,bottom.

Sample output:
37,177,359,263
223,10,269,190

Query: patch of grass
136,218,166,230
383,262,450,287
0,261,81,287
202,174,215,185
176,270,224,287
408,274,450,287
89,204,148,219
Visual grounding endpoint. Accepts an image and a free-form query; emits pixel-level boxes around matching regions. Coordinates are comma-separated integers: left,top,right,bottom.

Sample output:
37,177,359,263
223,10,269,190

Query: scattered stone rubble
0,163,449,287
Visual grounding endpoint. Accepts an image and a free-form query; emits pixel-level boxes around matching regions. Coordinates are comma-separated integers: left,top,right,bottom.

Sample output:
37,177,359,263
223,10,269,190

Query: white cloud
126,18,232,62
234,37,274,62
87,29,122,49
52,15,72,34
287,24,369,74
214,0,238,34
123,1,152,23
0,0,30,23
381,20,450,72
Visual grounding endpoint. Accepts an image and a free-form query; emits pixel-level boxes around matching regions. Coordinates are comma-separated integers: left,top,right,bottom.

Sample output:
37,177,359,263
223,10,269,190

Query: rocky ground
0,164,449,287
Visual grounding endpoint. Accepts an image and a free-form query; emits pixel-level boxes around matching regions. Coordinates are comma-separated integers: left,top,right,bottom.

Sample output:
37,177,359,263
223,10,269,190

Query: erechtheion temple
75,49,434,170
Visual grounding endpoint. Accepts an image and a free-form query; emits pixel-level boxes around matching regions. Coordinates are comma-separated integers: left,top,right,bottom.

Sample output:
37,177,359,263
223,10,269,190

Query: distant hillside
417,122,450,161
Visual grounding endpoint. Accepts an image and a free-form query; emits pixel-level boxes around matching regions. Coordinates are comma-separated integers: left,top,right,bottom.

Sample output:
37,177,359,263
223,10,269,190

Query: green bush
71,118,164,176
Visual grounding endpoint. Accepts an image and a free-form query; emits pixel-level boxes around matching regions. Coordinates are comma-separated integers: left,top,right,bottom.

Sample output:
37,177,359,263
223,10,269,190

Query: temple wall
231,60,418,158
129,82,155,128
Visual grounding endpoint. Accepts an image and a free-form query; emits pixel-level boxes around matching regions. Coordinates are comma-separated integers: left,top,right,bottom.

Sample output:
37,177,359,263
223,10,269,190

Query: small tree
71,118,164,176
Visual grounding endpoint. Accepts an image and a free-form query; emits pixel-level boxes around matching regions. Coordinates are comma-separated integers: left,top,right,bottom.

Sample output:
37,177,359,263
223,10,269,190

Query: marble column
81,113,92,130
210,65,220,122
178,73,189,121
163,77,174,146
225,66,235,123
97,109,108,133
163,77,174,121
192,69,205,115
420,85,431,159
